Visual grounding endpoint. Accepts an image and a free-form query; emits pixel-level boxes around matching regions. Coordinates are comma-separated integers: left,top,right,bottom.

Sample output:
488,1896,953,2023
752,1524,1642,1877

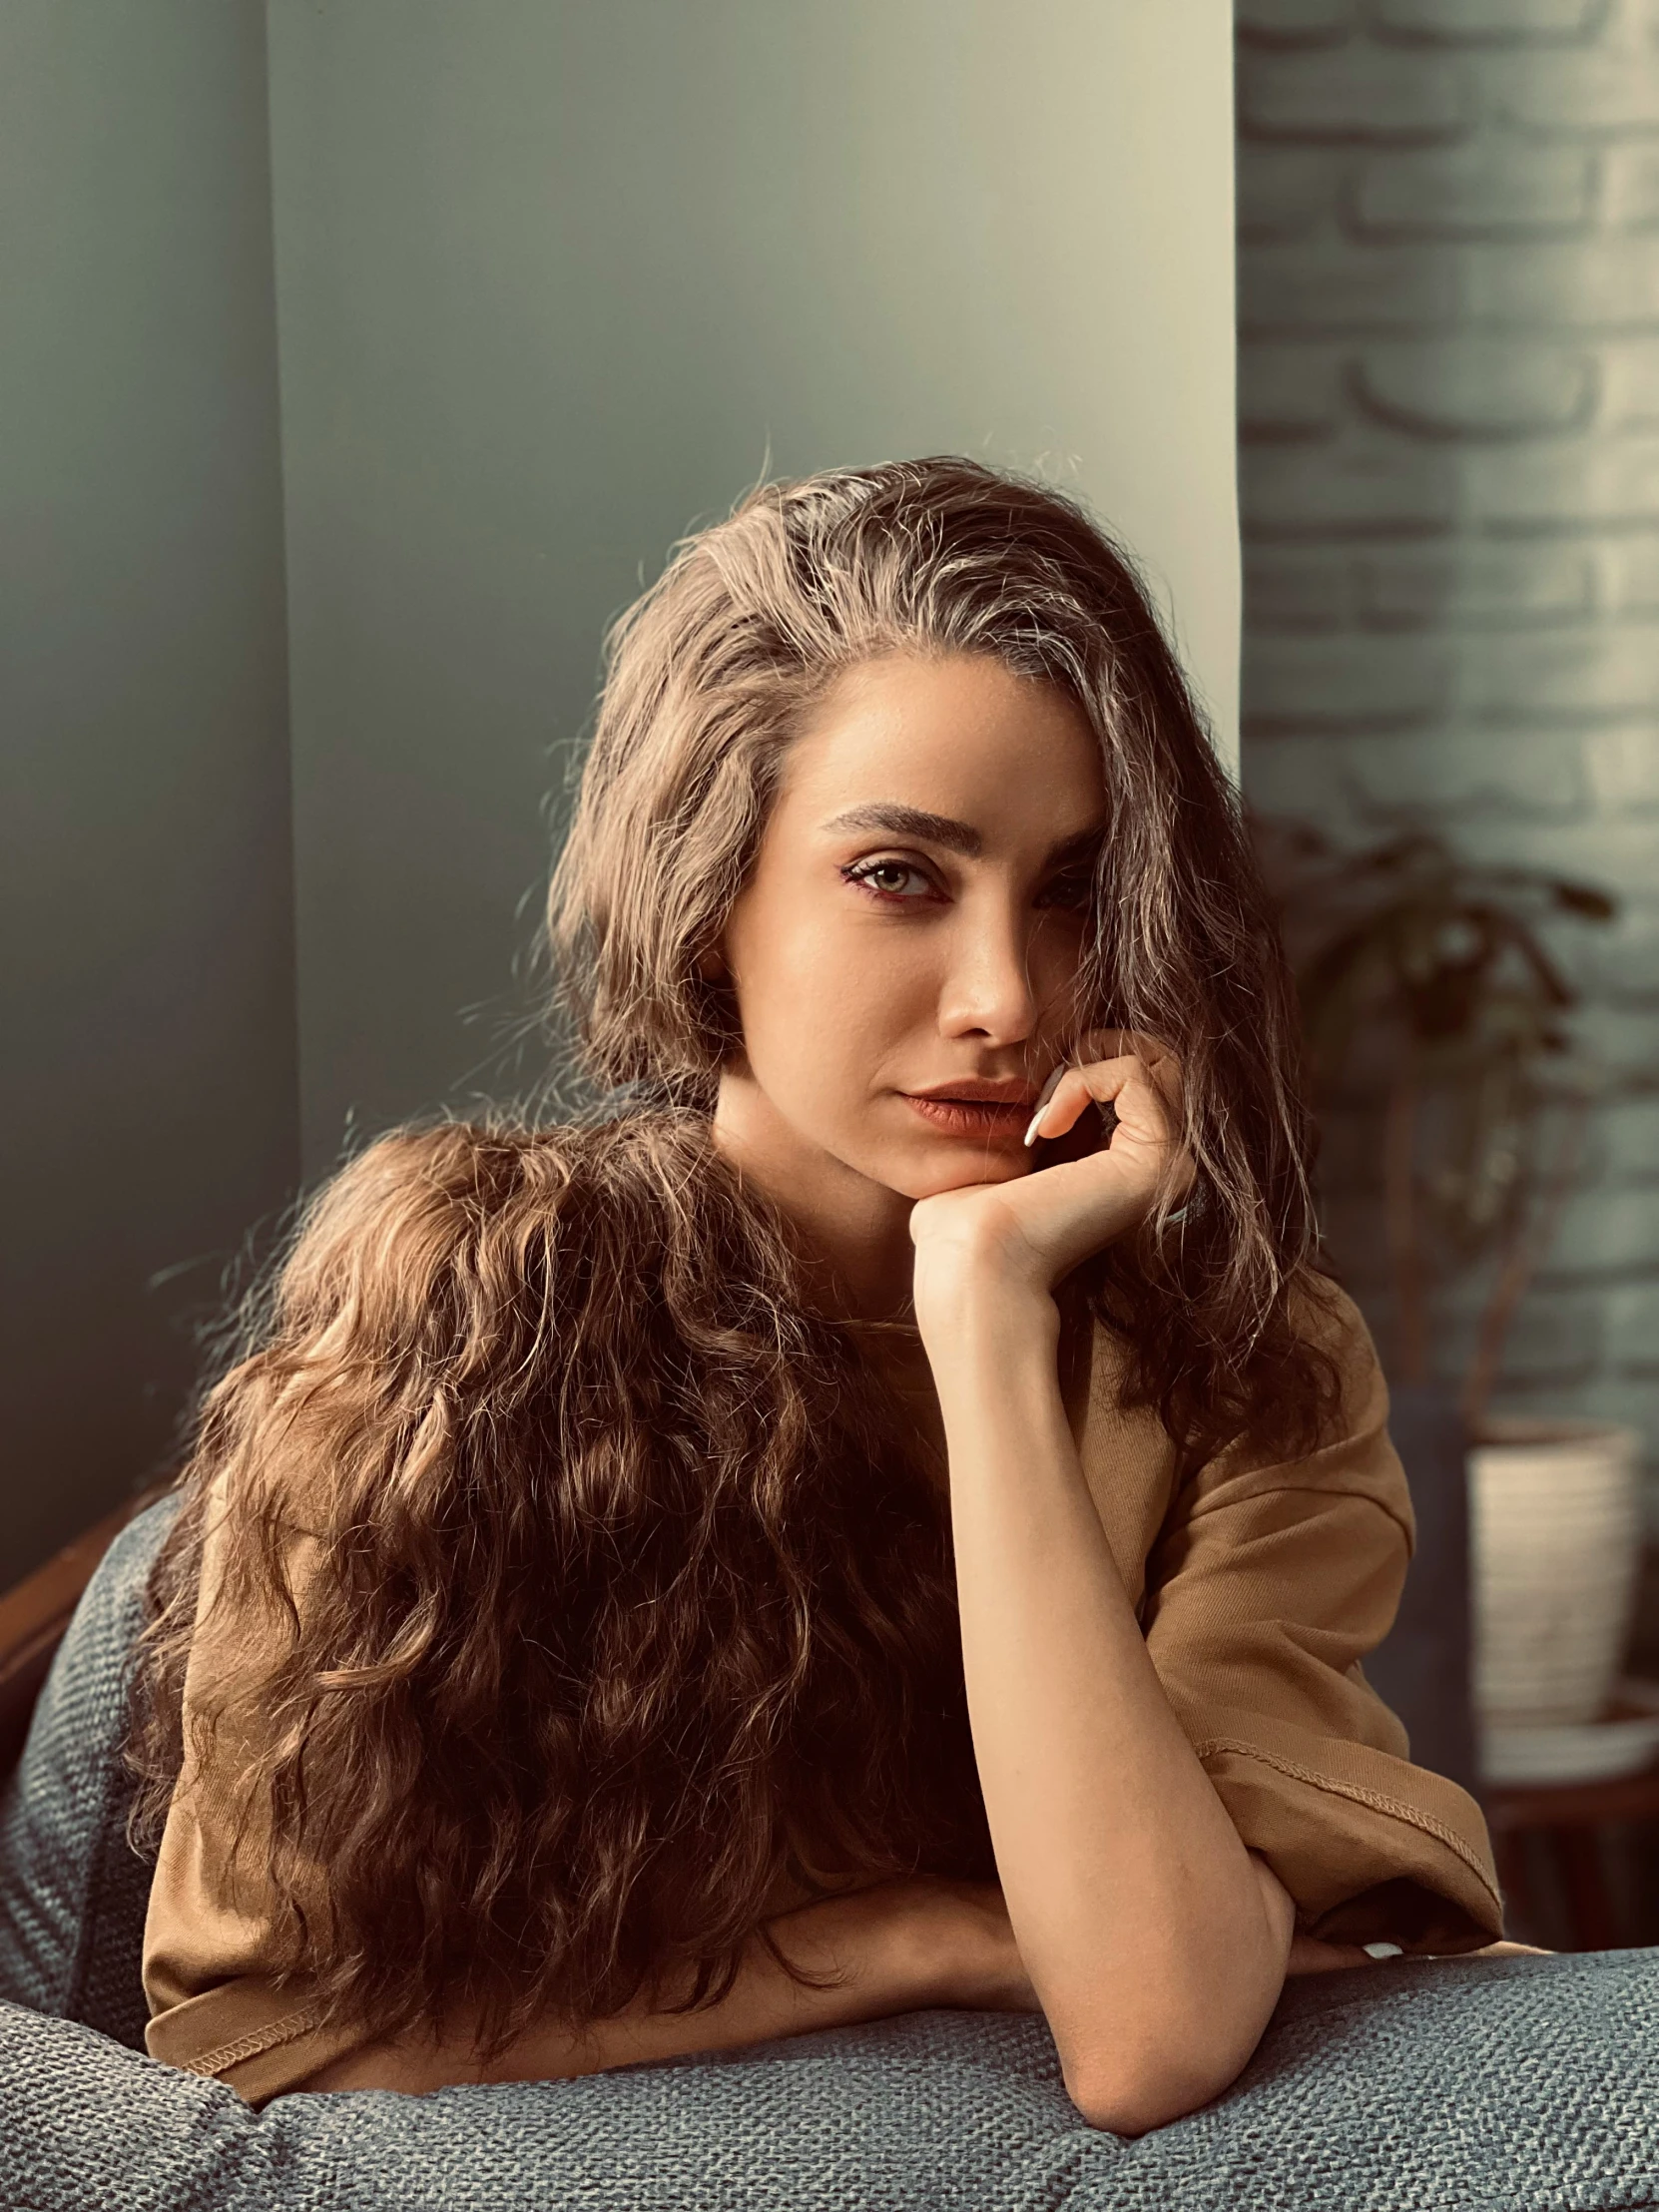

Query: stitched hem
1195,1735,1502,1904
1183,1478,1414,1549
183,2004,328,2079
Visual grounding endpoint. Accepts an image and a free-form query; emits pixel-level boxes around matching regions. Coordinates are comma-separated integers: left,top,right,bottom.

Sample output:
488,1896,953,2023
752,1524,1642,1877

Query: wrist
903,1880,1037,2012
912,1259,1059,1360
787,1877,1016,2013
768,1877,950,2010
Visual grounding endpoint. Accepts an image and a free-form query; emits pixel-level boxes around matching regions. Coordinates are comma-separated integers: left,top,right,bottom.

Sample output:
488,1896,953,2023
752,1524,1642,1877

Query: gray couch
2,1496,1655,2211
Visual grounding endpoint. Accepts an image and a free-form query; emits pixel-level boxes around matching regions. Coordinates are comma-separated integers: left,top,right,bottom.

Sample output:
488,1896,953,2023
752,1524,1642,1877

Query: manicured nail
1023,1065,1065,1148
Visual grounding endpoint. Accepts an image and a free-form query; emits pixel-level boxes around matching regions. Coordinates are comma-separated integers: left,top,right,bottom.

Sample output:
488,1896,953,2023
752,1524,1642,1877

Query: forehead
777,652,1106,837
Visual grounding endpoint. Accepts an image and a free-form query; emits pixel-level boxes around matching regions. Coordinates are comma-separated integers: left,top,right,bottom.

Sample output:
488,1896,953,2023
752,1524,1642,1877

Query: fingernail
1023,1065,1065,1148
1363,1941,1403,1960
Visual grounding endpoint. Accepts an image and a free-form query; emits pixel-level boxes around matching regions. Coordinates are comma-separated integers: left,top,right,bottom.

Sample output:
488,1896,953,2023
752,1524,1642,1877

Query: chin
904,1147,1028,1198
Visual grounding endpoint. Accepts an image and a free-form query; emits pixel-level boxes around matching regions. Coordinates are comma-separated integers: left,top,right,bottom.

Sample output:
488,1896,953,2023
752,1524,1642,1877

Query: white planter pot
1468,1417,1643,1729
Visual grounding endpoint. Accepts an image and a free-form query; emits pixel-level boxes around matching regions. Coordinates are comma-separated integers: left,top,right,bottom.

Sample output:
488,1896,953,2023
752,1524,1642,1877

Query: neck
709,1068,918,1326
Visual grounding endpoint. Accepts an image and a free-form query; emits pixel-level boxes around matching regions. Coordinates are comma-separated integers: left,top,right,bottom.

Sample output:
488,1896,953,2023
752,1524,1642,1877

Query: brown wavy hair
127,456,1343,2059
546,455,1344,1466
128,1110,996,2054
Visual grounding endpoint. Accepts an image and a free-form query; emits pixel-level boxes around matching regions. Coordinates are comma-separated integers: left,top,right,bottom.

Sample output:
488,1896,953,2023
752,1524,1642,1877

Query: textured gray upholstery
2,1956,1657,2211
0,1492,179,2048
2,1493,1656,2211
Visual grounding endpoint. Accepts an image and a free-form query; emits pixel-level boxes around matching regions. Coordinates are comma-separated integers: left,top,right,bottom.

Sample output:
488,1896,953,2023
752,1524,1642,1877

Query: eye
841,856,939,903
1041,869,1097,912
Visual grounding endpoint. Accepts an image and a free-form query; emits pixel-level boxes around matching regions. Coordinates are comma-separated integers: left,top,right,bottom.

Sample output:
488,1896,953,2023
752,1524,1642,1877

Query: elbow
1061,2038,1255,2138
1051,1933,1286,2134
1063,2068,1202,2140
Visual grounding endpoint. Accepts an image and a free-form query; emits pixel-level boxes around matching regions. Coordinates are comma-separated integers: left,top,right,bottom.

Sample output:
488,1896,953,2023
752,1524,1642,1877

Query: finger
1076,1026,1180,1075
1285,1935,1392,1975
1025,1061,1158,1148
1022,1061,1069,1145
1067,1032,1185,1126
1023,1060,1121,1148
1024,1055,1170,1147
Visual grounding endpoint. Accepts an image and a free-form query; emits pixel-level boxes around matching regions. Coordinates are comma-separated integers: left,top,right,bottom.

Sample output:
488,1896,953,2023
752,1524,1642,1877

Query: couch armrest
0,1485,175,1782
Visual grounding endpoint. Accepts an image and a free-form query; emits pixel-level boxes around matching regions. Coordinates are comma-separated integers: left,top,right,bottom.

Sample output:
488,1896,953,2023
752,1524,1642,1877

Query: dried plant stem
1384,1033,1427,1387
1460,1091,1593,1435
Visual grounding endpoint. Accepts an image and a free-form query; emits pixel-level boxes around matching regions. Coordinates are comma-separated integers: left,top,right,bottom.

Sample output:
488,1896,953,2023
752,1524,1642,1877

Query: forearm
298,1877,996,2095
924,1280,1294,2133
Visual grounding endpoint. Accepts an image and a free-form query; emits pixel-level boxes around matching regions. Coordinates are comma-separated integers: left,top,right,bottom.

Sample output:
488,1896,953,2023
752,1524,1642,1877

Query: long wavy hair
127,457,1342,2060
546,456,1343,1463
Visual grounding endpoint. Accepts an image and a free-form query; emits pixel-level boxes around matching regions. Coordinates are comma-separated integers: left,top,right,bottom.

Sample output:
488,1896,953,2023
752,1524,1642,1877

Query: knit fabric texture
0,1493,180,2050
1,1955,1655,2212
2,1497,1656,2210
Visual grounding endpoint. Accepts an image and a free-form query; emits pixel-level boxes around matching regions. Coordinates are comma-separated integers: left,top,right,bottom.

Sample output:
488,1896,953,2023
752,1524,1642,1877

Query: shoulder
1068,1274,1402,1566
1285,1271,1390,1435
305,1117,573,1220
300,1108,706,1234
281,1116,615,1308
1184,1274,1409,1539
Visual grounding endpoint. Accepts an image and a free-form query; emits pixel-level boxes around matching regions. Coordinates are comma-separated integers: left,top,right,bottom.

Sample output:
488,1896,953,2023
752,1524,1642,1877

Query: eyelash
840,857,1094,910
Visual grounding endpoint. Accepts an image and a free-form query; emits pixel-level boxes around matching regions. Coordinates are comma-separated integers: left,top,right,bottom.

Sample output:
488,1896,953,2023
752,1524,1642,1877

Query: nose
936,891,1043,1045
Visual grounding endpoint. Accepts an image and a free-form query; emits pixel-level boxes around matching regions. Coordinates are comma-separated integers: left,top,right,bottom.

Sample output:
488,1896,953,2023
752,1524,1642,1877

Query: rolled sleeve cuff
145,1973,370,2108
1194,1727,1504,1952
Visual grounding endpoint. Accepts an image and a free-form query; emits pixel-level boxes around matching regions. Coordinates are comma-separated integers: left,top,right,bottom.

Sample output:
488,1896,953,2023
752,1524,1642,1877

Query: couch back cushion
2,1492,1657,2209
0,1493,181,2046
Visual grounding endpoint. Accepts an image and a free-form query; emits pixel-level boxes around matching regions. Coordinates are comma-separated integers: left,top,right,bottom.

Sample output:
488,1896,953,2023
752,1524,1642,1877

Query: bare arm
297,1875,1038,2095
898,1032,1407,2131
918,1274,1300,2136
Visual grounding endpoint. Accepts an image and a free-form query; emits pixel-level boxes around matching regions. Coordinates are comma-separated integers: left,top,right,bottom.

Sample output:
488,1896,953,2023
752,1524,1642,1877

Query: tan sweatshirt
141,1280,1502,2105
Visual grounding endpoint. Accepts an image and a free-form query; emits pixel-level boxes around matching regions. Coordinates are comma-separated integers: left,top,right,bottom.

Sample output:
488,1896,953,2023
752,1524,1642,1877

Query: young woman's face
715,651,1108,1204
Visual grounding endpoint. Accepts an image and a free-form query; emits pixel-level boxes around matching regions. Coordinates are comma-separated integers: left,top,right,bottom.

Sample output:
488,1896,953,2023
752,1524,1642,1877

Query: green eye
842,858,934,900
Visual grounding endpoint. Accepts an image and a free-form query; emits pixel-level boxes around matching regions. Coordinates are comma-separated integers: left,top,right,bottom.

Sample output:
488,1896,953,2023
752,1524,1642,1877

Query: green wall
268,0,1240,1180
0,1,297,1584
3,0,1237,1581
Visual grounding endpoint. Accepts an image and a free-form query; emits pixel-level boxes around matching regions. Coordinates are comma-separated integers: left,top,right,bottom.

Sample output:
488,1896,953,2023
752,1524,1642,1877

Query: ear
696,944,727,984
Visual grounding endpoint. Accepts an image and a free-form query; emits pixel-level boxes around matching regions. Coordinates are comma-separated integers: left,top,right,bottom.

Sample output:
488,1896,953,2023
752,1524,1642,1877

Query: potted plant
1254,817,1643,1786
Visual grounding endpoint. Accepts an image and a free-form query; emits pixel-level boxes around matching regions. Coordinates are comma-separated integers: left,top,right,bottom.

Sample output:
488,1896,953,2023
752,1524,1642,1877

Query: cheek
748,960,897,1074
727,896,837,1051
734,901,846,1022
735,906,920,1080
1030,915,1091,1002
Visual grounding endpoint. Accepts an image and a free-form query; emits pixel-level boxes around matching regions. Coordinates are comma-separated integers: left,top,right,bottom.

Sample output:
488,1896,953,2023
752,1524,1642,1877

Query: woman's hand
908,1878,1044,2013
1284,1934,1398,1975
1284,1935,1550,1975
296,1875,1039,2095
907,1028,1195,1316
770,1874,1040,2015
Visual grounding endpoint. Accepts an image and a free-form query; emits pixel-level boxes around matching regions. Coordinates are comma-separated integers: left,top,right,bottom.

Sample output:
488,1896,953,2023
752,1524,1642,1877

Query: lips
900,1090,1034,1139
902,1080,1041,1108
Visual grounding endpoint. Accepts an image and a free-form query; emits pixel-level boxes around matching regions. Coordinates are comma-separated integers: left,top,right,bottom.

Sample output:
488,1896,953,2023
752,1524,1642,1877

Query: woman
127,458,1503,2135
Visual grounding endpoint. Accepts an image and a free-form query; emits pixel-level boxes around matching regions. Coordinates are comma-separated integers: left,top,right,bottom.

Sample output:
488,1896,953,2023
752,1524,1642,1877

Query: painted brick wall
1236,0,1659,1536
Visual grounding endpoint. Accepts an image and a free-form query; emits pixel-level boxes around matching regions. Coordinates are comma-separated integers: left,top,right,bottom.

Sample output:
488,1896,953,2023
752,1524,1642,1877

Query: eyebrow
821,803,1105,865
